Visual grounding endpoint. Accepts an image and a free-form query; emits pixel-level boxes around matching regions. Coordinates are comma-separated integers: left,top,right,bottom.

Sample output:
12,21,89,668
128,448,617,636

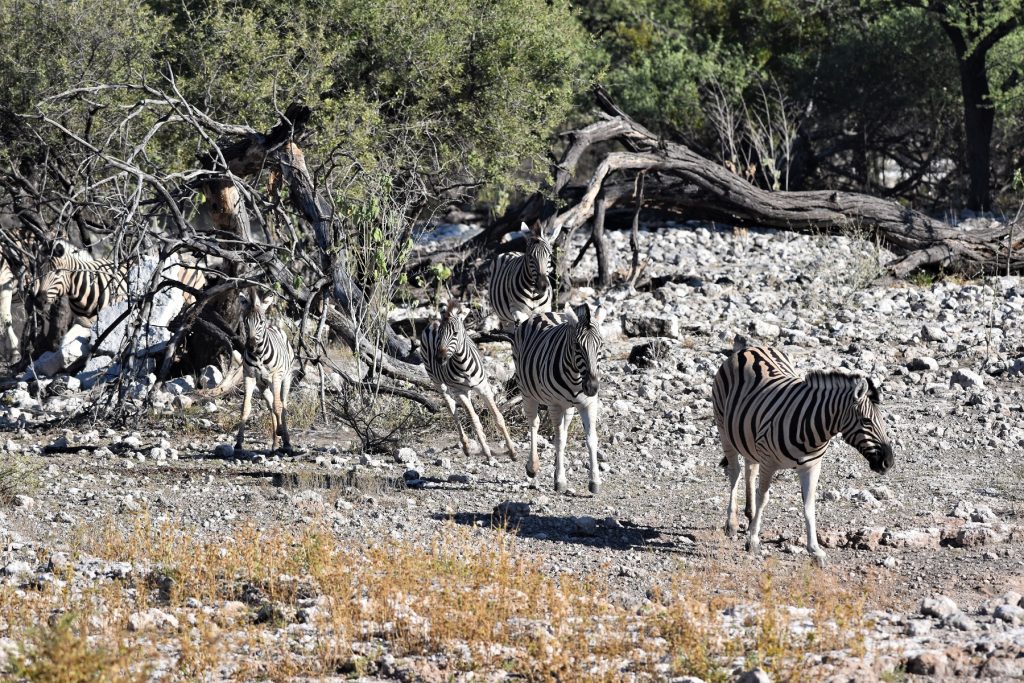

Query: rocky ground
1,219,1023,681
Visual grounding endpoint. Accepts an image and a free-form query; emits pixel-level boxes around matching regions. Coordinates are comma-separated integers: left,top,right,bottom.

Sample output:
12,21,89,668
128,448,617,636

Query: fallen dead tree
462,87,1023,285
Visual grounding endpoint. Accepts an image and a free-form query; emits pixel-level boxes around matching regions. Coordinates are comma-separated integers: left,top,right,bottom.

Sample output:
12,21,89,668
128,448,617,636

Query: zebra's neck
515,255,542,293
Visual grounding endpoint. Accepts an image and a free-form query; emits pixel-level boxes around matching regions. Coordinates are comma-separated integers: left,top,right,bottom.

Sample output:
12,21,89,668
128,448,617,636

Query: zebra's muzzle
867,443,894,474
582,375,599,397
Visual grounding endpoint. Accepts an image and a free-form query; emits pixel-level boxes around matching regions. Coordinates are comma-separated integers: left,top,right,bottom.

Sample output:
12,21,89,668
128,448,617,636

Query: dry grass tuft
0,517,878,681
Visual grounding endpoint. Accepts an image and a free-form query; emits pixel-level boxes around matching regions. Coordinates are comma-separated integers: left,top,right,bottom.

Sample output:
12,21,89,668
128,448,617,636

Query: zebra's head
433,301,469,363
239,289,273,341
841,377,894,474
33,241,72,306
571,302,606,397
522,222,553,294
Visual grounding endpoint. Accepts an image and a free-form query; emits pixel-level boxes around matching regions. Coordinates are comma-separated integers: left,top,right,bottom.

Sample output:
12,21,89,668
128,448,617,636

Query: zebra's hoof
745,538,760,554
725,525,738,540
487,457,499,467
811,551,828,568
588,481,601,495
555,480,567,494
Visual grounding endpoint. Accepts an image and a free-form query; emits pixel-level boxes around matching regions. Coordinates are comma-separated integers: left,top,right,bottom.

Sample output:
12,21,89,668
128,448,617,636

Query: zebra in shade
235,289,294,454
513,302,607,494
488,221,553,326
712,346,894,566
420,301,516,463
33,241,206,323
33,241,128,322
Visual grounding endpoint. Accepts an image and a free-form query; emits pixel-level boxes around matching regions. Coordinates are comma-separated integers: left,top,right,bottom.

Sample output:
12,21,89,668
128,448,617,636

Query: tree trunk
958,49,994,212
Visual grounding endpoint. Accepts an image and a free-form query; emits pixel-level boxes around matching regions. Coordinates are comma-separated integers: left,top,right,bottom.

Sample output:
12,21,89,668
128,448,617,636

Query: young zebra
513,302,607,494
712,346,894,565
33,241,206,323
488,222,553,326
420,301,515,463
235,289,295,454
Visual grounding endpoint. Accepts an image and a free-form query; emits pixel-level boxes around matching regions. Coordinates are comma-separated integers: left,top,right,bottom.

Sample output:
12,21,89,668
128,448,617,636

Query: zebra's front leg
438,383,473,457
262,385,279,451
457,392,495,465
746,464,777,556
722,445,742,538
549,405,571,493
479,382,516,460
524,397,540,483
580,401,601,495
800,462,827,567
234,375,257,454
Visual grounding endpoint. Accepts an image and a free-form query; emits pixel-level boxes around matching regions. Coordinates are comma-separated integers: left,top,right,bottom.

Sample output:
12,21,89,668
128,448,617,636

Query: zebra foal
712,346,894,565
234,289,295,454
488,222,553,326
420,301,515,463
513,302,606,494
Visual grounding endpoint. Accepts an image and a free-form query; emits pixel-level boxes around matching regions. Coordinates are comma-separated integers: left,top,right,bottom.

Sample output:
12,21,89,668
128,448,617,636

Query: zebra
488,221,553,326
33,241,128,321
420,301,516,463
513,302,607,494
0,254,20,363
711,346,894,566
33,241,206,322
234,289,295,454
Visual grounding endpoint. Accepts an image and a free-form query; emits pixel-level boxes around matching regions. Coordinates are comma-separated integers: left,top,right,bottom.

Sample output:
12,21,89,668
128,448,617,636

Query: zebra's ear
51,241,65,258
866,377,881,404
854,377,870,402
519,222,530,234
255,292,274,314
572,302,591,326
592,302,608,326
238,290,252,311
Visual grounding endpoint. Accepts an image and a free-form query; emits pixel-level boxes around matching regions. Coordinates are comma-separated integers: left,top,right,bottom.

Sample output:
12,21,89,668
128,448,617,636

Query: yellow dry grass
0,515,879,682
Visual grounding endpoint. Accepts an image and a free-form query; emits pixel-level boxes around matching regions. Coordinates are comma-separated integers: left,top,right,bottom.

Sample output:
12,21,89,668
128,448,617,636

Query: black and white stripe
512,302,606,494
34,241,128,319
488,222,553,326
712,346,894,565
33,241,206,321
235,290,294,454
420,301,515,462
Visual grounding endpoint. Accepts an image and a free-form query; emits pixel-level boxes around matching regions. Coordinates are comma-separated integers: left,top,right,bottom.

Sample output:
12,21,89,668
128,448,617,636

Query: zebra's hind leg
580,401,601,495
278,370,293,454
800,462,827,567
744,460,759,523
479,382,516,460
234,374,257,454
722,445,742,538
456,391,495,465
549,405,571,493
746,464,777,556
523,397,541,484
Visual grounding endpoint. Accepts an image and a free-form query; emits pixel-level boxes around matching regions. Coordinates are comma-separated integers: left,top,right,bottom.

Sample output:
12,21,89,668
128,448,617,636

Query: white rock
199,365,223,390
920,595,958,619
27,324,91,378
950,368,984,390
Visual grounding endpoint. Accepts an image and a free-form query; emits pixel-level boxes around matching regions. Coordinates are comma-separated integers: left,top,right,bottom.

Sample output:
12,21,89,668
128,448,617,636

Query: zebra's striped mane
803,370,880,404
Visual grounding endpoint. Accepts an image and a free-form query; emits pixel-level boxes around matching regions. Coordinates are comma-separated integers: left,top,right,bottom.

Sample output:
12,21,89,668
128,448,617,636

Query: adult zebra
513,302,607,494
488,222,553,326
234,289,294,454
33,241,206,322
712,346,894,566
420,301,515,463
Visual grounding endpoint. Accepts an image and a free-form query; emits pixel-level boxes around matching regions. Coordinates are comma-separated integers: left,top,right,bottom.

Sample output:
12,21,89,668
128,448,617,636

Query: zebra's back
513,311,584,408
712,346,820,468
